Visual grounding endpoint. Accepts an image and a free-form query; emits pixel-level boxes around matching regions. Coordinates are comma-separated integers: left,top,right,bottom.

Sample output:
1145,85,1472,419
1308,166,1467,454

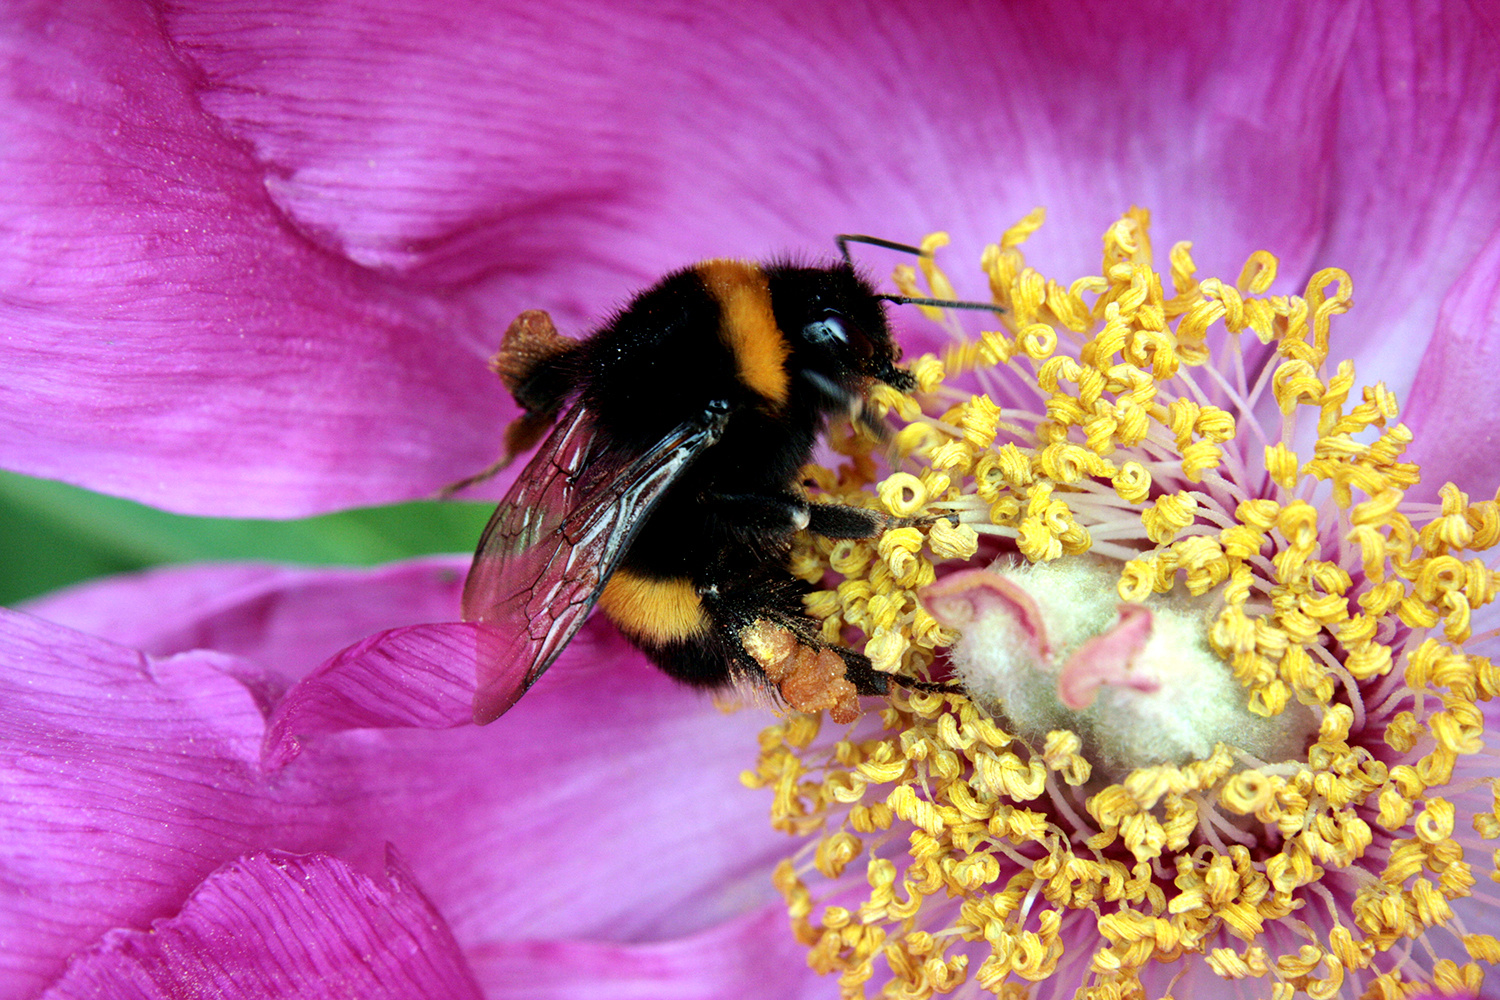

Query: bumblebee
461,238,989,724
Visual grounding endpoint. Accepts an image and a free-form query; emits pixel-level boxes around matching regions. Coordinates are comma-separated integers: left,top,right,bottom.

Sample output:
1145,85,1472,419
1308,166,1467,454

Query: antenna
837,234,1007,316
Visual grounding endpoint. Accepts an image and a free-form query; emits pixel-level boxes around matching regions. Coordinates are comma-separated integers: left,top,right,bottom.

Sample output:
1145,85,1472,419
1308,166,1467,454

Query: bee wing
461,400,730,723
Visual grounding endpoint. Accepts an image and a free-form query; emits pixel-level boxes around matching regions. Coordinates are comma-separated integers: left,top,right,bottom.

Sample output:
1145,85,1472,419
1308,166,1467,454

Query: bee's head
767,263,914,410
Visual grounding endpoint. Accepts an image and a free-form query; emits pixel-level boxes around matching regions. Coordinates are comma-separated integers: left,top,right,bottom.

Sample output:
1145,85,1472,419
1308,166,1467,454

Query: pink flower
2,1,1498,998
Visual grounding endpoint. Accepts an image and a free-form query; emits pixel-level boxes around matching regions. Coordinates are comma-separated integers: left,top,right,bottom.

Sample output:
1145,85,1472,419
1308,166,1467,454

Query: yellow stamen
749,209,1500,998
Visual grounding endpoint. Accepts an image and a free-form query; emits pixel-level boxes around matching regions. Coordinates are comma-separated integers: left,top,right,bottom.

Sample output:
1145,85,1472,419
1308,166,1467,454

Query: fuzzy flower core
745,211,1500,999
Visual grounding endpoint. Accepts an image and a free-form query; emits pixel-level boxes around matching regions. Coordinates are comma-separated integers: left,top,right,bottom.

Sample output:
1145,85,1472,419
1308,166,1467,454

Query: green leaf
0,470,492,605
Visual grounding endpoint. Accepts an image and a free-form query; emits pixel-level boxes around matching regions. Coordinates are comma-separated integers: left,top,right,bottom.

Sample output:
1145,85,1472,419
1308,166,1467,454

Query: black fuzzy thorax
574,265,839,583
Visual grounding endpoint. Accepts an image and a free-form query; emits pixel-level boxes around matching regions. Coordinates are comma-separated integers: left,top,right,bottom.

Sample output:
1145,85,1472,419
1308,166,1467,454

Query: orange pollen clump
743,619,863,724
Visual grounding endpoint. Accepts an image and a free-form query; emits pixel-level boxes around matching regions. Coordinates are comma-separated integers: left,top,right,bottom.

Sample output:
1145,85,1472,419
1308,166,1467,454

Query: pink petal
467,904,816,1000
1402,223,1500,500
0,608,287,997
4,564,804,993
39,850,483,1000
165,1,664,288
164,0,1357,286
263,622,484,768
0,1,504,516
23,558,469,676
1316,2,1500,417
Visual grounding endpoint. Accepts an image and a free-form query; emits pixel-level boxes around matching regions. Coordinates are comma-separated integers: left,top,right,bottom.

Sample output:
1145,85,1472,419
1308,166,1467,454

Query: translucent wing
461,401,730,723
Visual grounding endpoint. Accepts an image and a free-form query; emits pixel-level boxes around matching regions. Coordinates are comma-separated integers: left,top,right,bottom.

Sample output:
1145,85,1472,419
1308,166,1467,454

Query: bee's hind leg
719,577,956,723
836,649,962,698
736,616,864,723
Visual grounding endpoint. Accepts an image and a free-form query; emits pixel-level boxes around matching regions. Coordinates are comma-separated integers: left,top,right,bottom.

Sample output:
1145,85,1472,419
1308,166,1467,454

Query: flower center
747,210,1500,999
922,555,1318,783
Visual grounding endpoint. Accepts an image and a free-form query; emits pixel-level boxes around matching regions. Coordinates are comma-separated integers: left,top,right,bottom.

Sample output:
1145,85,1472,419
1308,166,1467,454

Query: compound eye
802,314,847,345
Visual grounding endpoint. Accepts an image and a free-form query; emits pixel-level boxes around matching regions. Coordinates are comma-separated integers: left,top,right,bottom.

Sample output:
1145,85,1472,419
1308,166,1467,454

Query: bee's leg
830,648,887,695
432,451,518,500
703,570,956,723
691,571,852,720
806,503,965,538
432,410,560,499
835,649,961,697
701,491,925,542
699,492,815,539
804,503,890,539
735,616,864,724
436,310,580,500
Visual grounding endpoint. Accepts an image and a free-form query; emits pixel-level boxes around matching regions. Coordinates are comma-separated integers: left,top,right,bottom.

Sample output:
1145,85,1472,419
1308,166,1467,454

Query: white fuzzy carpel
922,557,1317,781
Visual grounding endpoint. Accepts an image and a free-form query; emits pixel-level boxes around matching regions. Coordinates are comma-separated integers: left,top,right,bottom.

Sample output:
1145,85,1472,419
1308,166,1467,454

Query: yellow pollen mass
747,209,1500,999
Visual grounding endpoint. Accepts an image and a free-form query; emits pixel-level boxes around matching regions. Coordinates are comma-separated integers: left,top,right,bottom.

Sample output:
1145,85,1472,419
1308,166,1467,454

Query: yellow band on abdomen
597,569,709,643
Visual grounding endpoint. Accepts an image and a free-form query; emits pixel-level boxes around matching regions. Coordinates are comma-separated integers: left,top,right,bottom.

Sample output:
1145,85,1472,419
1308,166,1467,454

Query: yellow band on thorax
696,259,790,405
